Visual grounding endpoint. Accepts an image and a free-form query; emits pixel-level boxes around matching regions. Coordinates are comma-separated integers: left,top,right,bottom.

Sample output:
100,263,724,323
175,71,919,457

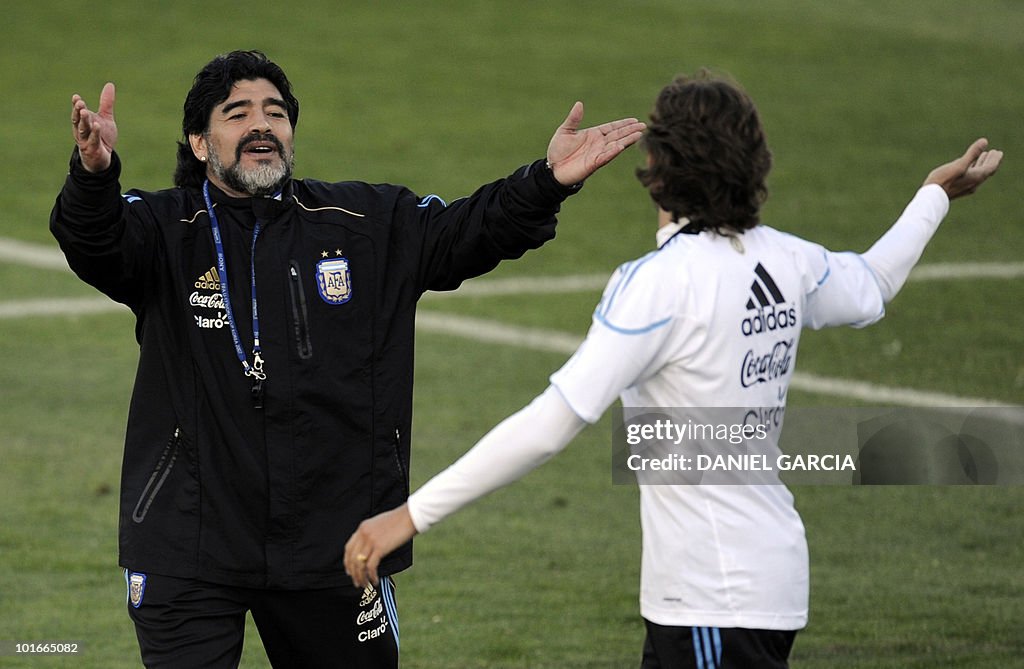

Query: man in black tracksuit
51,51,644,667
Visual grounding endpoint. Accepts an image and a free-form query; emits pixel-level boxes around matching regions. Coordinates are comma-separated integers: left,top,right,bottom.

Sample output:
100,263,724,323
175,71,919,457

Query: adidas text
742,303,797,337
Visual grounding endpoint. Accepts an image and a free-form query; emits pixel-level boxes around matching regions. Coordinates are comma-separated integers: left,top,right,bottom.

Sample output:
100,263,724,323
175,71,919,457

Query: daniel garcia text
626,452,857,472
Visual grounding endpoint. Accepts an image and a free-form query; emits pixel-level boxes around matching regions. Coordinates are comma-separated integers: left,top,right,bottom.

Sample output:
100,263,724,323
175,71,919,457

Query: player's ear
189,134,208,162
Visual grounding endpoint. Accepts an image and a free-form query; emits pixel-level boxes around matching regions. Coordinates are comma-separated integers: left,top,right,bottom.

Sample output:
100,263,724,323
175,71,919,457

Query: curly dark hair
636,70,771,234
173,50,300,189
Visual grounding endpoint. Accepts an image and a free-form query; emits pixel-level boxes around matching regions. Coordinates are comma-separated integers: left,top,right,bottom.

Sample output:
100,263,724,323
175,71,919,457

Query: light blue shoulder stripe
594,310,672,335
816,249,831,286
597,250,660,320
417,194,447,208
597,261,634,320
826,251,886,322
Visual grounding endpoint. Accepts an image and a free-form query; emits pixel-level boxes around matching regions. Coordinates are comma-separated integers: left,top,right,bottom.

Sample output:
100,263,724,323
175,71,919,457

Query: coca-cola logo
189,291,225,310
357,598,383,626
740,339,794,388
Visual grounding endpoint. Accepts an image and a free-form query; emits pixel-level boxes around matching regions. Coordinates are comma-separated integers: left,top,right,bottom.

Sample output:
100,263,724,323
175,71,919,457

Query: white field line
425,274,607,298
415,310,583,355
0,237,71,272
2,299,1016,408
416,311,1020,410
909,262,1024,281
0,297,127,319
2,237,1022,295
425,261,1024,298
2,236,1019,407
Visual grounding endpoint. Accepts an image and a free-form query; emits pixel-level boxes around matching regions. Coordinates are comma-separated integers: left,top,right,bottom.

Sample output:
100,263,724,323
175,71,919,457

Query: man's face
191,78,295,197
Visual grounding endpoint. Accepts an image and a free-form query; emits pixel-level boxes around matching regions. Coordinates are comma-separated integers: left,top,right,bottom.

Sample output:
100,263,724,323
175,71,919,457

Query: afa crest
128,571,147,609
316,257,353,305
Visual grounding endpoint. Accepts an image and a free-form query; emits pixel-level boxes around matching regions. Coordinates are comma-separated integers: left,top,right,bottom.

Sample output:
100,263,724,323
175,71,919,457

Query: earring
200,156,207,162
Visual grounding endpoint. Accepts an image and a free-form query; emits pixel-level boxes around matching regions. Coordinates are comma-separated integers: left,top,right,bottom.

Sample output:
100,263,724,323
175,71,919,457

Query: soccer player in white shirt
344,71,1002,668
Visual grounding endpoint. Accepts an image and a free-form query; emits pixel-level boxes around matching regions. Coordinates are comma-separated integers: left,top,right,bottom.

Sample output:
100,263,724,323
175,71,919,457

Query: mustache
235,134,286,160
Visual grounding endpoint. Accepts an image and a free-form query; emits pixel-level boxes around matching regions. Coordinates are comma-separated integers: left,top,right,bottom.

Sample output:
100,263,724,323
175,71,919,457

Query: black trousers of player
641,619,797,669
125,571,399,668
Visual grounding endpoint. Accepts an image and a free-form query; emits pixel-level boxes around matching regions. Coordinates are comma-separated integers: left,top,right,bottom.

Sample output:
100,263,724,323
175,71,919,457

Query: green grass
2,1,1023,667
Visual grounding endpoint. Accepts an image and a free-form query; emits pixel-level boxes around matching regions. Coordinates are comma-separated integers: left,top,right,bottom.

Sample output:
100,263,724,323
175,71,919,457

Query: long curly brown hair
636,70,771,234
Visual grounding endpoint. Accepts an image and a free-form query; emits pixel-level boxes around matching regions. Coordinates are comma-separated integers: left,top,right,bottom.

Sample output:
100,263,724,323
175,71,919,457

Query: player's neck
657,207,675,229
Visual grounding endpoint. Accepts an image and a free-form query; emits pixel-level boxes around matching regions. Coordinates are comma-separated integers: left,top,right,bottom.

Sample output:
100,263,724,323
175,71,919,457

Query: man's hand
546,102,646,187
924,138,1003,200
71,82,118,173
344,504,418,589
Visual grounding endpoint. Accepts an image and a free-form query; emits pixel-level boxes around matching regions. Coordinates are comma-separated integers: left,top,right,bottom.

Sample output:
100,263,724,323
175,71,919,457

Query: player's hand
344,503,418,589
71,82,118,173
923,138,1003,200
546,102,646,187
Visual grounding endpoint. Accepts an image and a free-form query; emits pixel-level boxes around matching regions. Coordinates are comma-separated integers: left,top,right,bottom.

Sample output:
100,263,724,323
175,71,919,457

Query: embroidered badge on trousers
128,572,147,609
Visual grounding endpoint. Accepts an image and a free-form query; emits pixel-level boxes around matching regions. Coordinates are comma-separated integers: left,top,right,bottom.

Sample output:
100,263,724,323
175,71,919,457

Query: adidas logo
194,267,222,291
741,263,797,337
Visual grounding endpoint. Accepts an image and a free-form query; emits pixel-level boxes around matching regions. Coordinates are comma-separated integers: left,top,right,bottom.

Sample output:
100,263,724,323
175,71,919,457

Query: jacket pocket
131,428,181,524
287,260,314,360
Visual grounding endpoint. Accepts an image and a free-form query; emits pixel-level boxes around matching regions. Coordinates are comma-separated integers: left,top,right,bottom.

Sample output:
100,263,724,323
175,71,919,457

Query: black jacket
51,150,573,588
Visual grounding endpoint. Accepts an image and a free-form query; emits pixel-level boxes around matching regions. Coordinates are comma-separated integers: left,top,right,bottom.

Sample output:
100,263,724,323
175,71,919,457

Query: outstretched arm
862,138,1003,301
546,102,646,187
805,138,1005,329
71,82,118,172
53,81,156,308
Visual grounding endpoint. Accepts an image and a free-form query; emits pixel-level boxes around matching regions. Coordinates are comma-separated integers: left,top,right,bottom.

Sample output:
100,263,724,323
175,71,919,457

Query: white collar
656,217,691,248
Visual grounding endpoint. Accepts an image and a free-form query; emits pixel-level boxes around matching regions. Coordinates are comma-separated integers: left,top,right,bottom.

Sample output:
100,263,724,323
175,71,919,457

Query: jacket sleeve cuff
528,158,584,203
68,147,122,192
57,149,126,233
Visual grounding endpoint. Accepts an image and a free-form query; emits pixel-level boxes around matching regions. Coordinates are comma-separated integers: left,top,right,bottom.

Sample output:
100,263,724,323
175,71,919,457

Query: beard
207,133,294,197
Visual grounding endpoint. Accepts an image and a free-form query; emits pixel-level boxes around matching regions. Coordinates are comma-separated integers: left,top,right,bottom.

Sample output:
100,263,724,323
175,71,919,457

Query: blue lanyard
202,181,266,404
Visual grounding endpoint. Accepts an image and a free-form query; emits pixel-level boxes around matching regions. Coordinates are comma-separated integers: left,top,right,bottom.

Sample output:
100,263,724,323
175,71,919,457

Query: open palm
546,101,646,187
71,82,118,172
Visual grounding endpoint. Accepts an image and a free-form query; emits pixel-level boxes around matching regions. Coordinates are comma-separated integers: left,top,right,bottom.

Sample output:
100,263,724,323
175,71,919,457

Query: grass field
1,1,1022,667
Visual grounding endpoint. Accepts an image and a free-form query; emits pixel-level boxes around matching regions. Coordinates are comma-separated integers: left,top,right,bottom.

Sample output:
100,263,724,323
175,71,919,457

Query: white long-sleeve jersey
408,184,949,630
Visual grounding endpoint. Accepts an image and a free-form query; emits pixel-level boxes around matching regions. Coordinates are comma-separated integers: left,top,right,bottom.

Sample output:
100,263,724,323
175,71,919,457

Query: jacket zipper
287,261,313,360
131,428,181,524
393,427,409,494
